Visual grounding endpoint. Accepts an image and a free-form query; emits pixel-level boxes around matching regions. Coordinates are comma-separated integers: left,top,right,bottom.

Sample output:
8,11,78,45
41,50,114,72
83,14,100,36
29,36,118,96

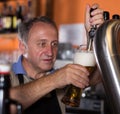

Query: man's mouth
43,59,53,63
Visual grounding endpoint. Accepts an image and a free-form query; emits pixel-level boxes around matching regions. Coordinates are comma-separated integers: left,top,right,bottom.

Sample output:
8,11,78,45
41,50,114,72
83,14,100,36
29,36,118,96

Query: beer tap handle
89,8,97,38
87,8,97,51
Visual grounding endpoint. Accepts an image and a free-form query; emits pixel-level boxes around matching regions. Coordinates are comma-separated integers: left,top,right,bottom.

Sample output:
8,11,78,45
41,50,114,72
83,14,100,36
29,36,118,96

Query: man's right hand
51,64,90,89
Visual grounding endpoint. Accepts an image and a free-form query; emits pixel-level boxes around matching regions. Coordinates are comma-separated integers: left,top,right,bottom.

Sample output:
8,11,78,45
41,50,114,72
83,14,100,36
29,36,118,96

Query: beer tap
87,8,97,51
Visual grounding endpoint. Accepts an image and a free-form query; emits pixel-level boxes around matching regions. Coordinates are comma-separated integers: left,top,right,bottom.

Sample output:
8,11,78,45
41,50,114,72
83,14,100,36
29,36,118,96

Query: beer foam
74,51,96,66
0,64,10,73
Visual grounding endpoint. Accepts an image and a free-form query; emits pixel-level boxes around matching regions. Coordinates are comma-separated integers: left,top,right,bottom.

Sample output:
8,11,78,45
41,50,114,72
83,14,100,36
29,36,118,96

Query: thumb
85,4,91,18
85,4,91,31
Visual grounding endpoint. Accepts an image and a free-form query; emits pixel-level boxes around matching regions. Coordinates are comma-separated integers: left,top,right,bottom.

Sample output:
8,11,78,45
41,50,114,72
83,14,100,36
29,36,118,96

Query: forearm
10,74,56,109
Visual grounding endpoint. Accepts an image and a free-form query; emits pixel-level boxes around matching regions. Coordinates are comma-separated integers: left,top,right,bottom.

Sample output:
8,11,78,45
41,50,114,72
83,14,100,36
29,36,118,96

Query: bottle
21,5,27,22
0,63,22,114
103,11,110,21
0,64,11,114
1,3,10,33
26,0,33,21
4,5,14,33
8,6,18,33
7,6,15,33
112,14,120,19
16,5,23,31
0,8,3,33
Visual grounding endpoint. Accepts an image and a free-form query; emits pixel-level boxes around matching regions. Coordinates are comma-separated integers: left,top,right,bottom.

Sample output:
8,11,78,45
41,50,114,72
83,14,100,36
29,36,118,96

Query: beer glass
61,45,96,107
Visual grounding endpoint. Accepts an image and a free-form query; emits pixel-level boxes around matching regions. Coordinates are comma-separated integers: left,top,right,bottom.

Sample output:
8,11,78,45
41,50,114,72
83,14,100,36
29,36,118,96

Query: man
10,3,104,114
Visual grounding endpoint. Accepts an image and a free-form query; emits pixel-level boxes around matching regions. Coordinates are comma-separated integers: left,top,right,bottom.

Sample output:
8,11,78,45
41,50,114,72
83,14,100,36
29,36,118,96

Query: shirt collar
12,55,55,76
12,55,27,75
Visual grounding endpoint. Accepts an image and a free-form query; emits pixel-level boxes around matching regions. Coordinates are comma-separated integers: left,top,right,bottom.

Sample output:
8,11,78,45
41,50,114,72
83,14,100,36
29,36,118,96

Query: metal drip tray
66,98,104,114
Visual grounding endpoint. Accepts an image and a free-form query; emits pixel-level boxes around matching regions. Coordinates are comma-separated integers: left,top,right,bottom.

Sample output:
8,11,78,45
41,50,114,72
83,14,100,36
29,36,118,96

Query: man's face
21,22,58,72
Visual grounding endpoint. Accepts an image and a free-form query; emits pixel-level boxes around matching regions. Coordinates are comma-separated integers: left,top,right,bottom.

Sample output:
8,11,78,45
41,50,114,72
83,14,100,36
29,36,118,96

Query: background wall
1,0,120,26
53,0,120,26
0,0,120,51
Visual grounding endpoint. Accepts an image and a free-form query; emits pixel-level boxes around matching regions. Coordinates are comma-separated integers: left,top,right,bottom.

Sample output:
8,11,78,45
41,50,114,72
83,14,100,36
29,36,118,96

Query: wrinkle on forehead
27,22,58,42
30,22,56,33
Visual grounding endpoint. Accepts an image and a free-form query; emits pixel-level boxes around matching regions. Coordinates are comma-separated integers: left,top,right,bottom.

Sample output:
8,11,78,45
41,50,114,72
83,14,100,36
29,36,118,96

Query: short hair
18,16,58,43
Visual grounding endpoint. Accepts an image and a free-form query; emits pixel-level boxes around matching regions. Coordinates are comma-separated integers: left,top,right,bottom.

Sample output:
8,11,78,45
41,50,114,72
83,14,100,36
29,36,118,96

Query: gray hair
17,16,58,43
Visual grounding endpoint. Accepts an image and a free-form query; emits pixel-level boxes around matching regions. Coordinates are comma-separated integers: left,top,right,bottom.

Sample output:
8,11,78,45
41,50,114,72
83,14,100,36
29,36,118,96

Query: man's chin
40,63,54,71
42,66,53,72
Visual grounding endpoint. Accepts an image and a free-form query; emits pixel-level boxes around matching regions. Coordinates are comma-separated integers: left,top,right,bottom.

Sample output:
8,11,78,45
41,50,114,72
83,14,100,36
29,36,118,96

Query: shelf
0,33,19,52
0,33,17,38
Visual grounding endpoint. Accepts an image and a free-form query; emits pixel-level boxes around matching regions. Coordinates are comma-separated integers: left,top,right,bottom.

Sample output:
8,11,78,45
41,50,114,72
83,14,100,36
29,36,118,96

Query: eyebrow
36,39,58,43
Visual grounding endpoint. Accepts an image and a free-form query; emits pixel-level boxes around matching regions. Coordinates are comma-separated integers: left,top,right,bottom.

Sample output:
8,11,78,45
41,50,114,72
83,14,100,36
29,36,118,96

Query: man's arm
10,74,56,109
10,64,89,109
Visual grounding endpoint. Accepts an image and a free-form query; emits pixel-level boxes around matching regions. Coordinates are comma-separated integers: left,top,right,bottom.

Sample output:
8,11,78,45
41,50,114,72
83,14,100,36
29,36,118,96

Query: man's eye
38,42,47,47
51,42,58,47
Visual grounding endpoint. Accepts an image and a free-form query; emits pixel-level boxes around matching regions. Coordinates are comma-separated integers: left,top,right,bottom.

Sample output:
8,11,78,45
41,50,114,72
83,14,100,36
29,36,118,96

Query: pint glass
61,45,96,107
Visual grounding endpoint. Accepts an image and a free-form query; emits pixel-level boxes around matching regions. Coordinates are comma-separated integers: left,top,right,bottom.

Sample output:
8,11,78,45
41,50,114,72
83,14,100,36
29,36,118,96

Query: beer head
74,50,96,67
0,64,10,74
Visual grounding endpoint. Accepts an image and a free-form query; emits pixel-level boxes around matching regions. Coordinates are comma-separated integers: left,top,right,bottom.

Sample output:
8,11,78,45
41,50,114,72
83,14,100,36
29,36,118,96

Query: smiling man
10,3,104,114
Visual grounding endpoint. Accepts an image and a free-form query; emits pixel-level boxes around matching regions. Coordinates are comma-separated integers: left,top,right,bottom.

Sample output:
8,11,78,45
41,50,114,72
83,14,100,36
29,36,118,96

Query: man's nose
46,45,53,56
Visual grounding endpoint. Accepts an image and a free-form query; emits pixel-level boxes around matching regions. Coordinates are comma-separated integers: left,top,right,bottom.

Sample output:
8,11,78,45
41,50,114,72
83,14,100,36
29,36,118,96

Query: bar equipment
112,14,120,19
0,53,22,114
93,19,120,114
103,11,110,21
87,8,97,51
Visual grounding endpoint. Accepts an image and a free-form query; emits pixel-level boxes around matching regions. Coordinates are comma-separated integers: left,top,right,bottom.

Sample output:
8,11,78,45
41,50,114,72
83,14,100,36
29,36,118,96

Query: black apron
17,74,62,114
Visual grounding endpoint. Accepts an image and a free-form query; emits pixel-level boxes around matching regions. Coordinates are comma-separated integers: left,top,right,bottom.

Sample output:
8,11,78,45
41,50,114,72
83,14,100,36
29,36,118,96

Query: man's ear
19,40,27,54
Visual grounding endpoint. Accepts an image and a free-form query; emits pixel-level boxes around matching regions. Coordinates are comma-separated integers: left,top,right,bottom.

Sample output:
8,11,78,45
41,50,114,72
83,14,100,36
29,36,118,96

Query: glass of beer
61,45,96,107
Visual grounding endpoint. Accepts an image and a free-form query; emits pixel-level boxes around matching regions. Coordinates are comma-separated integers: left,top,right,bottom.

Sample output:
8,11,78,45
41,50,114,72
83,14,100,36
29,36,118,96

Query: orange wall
79,0,120,22
0,0,120,51
54,0,120,26
0,35,19,52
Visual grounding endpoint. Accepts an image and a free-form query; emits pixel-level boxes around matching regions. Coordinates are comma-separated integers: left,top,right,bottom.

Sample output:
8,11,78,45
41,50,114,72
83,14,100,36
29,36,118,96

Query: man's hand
89,67,102,86
52,64,90,89
85,3,104,32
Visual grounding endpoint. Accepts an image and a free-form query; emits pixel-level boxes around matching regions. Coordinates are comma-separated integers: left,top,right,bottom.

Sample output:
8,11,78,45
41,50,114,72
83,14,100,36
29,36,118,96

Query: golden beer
86,66,95,74
61,50,96,107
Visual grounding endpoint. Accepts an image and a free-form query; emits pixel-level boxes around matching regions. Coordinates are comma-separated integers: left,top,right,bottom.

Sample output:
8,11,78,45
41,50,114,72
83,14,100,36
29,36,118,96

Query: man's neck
22,58,46,79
